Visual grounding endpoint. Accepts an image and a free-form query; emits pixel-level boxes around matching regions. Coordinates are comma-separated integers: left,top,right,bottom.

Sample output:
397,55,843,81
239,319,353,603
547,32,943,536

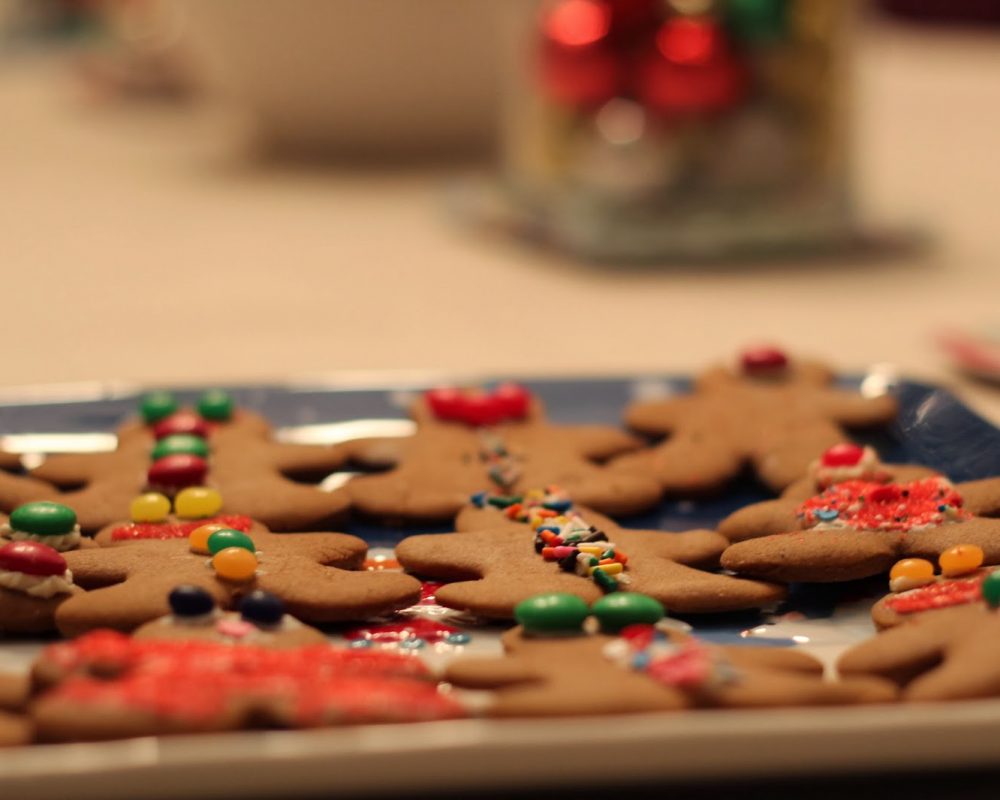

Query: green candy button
197,390,234,421
982,572,1000,610
591,593,665,634
140,391,178,424
10,502,77,536
152,434,210,461
207,529,255,556
514,593,590,635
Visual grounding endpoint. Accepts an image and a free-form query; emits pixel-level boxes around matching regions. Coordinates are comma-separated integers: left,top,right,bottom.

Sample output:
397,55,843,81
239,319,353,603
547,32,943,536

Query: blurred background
1,0,998,417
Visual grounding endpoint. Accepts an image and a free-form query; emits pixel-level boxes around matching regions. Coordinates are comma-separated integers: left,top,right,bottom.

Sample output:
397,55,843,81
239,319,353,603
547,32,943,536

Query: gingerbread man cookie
345,385,661,522
0,672,30,747
720,472,1000,583
718,445,939,542
0,390,352,532
396,488,785,618
447,597,894,717
620,349,899,494
31,631,463,741
54,520,422,636
133,586,328,647
838,588,1000,701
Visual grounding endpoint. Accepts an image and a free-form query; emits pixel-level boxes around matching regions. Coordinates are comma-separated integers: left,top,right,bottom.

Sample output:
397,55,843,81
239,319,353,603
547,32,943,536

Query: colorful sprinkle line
603,624,738,691
472,486,629,592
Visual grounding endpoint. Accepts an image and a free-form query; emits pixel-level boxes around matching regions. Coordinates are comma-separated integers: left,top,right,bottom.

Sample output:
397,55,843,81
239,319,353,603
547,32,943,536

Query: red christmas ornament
0,541,67,576
147,454,209,491
740,346,789,375
152,411,210,440
821,443,866,468
540,0,625,108
636,16,747,116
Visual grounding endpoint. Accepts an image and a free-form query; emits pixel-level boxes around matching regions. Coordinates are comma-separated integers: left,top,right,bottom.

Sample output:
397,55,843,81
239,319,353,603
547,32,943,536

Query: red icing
419,581,445,605
821,443,865,467
39,631,462,724
739,346,788,374
797,477,970,532
886,573,985,615
0,541,67,576
425,384,532,426
344,618,460,644
109,514,253,542
151,412,211,440
619,623,657,651
646,641,715,689
147,454,209,490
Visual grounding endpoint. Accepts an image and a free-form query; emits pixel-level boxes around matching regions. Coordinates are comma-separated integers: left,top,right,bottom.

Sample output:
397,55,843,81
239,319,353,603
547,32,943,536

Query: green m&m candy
197,389,234,422
10,502,77,536
514,593,590,635
591,593,664,634
206,529,255,556
982,572,1000,610
152,434,210,461
140,391,179,424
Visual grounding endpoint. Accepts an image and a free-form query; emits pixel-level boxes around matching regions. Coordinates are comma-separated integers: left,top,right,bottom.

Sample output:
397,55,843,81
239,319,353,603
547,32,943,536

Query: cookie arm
264,442,353,475
956,478,1000,517
444,658,539,690
718,500,802,543
341,437,405,469
819,389,899,428
624,397,694,436
553,426,645,460
838,621,952,687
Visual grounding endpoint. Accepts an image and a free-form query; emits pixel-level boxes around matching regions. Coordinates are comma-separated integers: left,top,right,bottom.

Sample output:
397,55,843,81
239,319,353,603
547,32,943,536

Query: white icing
0,523,82,552
809,447,889,487
0,567,74,598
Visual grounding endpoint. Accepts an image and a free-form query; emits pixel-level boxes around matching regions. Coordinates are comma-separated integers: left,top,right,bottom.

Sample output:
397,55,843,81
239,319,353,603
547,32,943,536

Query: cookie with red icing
54,520,421,636
30,630,464,741
447,613,894,717
0,390,352,532
344,385,661,522
133,586,328,647
618,350,899,494
0,540,82,634
396,488,785,618
720,470,1000,583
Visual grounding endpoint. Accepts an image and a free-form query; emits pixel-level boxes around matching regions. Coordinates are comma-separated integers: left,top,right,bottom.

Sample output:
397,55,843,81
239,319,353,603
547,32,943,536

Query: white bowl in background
176,0,505,159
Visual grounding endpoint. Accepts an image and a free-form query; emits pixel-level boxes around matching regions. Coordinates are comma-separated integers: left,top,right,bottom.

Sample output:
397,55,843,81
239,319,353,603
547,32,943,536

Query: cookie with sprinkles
396,489,785,618
344,385,661,522
447,621,895,717
719,472,1000,584
618,350,899,494
870,545,997,628
53,520,421,636
30,631,464,741
0,391,353,532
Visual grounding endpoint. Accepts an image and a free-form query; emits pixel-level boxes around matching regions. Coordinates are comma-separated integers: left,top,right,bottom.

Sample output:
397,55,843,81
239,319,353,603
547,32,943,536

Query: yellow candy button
174,486,223,519
130,493,171,523
189,523,229,555
939,544,984,578
212,547,258,582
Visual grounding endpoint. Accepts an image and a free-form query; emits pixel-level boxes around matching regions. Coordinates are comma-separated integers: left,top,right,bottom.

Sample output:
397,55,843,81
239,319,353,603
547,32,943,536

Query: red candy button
424,385,533,426
821,443,865,467
152,411,210,440
740,346,789,375
148,454,208,490
494,383,531,418
425,388,464,421
0,541,67,576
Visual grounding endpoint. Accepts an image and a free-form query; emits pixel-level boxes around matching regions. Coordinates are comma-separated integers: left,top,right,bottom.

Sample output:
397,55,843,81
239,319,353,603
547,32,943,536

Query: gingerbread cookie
133,586,328,647
54,520,422,636
870,545,996,628
396,488,785,618
446,598,894,717
0,390,352,532
345,385,661,522
620,349,898,494
31,631,463,741
719,446,939,543
838,593,1000,700
0,670,31,747
721,473,1000,583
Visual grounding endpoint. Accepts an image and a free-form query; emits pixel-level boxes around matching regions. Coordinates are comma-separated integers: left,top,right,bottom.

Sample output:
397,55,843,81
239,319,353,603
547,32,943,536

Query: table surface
2,20,999,424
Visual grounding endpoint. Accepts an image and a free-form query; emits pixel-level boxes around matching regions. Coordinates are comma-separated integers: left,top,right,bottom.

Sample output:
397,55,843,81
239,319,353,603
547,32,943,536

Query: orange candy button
190,523,229,555
212,547,258,582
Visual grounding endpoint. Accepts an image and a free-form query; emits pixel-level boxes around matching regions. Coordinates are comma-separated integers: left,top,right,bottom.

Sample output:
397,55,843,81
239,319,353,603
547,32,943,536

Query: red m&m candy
148,455,208,491
740,346,789,375
494,383,531,420
0,541,68,576
425,388,464,421
152,412,210,440
821,443,865,468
